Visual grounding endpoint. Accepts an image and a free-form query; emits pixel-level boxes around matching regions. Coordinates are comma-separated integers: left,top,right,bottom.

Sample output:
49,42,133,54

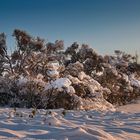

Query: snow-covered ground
0,101,140,140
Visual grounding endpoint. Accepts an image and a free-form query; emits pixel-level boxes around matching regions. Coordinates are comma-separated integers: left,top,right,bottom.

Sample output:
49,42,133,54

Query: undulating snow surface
0,101,140,140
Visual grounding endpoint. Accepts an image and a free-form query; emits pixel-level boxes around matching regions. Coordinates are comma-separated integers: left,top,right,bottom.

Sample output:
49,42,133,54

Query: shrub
0,29,140,110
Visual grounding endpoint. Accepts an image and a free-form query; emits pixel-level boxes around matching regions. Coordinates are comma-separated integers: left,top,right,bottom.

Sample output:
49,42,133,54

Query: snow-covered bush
0,29,140,110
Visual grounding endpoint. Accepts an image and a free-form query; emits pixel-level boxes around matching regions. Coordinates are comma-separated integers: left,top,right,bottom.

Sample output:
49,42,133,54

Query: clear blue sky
0,0,140,55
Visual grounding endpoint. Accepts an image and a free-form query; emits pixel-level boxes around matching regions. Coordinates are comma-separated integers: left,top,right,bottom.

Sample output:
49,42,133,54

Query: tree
0,33,13,75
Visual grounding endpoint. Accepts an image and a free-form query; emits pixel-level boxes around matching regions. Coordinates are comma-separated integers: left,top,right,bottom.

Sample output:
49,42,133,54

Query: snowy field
0,100,140,140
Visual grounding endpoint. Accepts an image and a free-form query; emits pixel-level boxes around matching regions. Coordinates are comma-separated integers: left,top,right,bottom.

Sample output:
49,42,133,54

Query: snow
111,68,118,76
66,86,75,94
130,79,140,88
47,62,59,70
78,71,87,80
117,98,140,113
17,76,28,86
45,78,72,90
67,75,81,84
120,74,127,81
96,71,103,76
129,75,140,88
36,74,44,80
0,104,139,140
46,62,60,79
47,70,59,78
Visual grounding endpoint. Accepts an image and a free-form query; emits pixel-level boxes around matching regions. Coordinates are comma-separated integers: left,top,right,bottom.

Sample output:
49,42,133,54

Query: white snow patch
45,78,72,90
130,79,140,88
17,76,28,86
130,74,140,88
47,70,59,78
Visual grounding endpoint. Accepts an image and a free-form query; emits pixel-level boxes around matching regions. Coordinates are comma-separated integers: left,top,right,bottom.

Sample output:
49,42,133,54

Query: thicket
0,30,140,110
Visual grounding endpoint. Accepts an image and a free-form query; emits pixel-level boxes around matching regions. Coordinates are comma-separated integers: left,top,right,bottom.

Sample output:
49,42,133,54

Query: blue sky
0,0,140,55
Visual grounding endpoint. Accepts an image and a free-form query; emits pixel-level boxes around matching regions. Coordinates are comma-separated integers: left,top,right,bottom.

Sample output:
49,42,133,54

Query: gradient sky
0,0,140,55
